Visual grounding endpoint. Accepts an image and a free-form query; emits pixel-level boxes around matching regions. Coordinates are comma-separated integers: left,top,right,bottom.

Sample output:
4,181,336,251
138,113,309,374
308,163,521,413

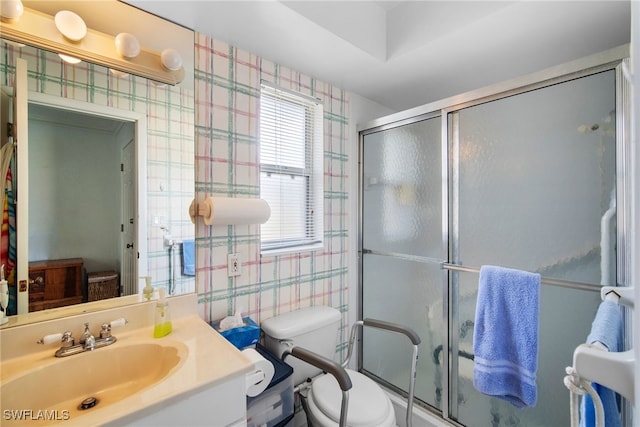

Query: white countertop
0,295,254,426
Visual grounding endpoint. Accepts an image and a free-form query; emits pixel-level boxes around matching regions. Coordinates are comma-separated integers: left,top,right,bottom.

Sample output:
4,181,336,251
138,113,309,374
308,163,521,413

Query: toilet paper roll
243,348,275,397
188,199,197,224
201,196,271,226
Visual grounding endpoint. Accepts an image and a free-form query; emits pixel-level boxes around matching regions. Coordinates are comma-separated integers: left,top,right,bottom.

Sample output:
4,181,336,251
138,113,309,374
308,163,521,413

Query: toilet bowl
261,306,398,427
306,368,396,427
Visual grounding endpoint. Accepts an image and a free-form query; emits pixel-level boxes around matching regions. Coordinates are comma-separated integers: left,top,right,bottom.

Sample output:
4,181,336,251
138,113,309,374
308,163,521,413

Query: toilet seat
306,369,397,427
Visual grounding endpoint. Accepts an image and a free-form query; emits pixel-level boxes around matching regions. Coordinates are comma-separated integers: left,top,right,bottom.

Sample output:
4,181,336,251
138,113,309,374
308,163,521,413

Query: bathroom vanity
0,294,253,426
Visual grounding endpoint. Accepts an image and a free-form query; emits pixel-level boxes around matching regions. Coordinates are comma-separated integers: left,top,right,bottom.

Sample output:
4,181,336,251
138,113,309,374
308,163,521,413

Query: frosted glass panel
457,70,616,285
361,116,444,410
453,70,616,426
362,118,442,258
362,254,443,410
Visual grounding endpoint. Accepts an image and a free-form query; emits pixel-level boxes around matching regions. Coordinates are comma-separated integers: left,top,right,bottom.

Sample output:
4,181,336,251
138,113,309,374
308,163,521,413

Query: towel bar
440,262,602,292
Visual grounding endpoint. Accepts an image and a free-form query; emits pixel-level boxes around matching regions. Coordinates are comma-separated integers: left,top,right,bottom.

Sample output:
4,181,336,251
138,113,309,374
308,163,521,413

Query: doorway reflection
28,104,136,311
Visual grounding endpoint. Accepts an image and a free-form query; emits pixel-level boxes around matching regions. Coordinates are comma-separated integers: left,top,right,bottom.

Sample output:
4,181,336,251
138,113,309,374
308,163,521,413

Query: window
259,83,324,253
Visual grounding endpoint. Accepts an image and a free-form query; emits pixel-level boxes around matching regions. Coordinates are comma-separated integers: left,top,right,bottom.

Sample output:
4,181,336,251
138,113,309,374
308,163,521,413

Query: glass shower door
361,116,444,410
451,69,617,426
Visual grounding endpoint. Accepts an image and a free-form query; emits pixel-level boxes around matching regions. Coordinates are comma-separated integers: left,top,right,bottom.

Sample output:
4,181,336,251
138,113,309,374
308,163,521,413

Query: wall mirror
0,0,195,328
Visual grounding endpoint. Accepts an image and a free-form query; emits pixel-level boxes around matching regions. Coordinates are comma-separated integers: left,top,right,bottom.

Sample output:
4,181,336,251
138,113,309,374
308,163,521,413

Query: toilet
261,306,398,427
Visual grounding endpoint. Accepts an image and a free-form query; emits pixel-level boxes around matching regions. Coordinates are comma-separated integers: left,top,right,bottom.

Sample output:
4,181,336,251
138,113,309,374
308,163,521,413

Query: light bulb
160,48,182,71
58,54,82,64
110,69,129,78
0,0,23,23
115,33,140,59
54,10,87,42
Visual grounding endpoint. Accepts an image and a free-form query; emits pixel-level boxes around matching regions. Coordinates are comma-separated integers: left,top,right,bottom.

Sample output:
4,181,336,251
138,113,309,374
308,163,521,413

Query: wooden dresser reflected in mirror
28,258,84,312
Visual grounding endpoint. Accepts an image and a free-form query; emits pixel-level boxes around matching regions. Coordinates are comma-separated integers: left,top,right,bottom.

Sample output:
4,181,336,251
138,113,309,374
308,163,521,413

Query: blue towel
585,300,622,352
580,300,622,427
182,239,195,276
473,265,541,408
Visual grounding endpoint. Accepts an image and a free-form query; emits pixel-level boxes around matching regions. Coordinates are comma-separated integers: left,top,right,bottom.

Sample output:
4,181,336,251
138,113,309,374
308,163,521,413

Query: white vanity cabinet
111,374,247,427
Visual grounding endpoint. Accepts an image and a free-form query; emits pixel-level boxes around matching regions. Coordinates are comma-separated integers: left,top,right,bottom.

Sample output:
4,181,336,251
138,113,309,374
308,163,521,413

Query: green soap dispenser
153,288,172,338
142,276,153,301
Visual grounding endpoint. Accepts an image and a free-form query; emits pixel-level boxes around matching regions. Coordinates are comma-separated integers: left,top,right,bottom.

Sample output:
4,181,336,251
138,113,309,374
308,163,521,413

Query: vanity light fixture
0,0,23,23
54,10,87,42
114,32,140,59
1,5,186,85
58,53,82,64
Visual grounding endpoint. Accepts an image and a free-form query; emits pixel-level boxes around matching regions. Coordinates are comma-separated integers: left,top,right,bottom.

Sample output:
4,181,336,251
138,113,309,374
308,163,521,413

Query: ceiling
127,0,631,112
29,104,126,134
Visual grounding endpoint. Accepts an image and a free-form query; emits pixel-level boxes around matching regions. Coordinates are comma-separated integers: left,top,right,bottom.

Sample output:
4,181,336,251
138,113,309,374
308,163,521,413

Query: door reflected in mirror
0,35,195,326
28,102,139,311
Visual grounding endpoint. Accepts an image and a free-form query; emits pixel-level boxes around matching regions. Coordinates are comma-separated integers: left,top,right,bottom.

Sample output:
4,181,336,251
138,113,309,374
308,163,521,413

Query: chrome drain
79,396,98,410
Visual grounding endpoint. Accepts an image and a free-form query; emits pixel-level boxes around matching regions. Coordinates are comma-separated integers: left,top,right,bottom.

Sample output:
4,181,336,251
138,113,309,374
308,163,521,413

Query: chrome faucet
37,318,127,357
80,323,96,351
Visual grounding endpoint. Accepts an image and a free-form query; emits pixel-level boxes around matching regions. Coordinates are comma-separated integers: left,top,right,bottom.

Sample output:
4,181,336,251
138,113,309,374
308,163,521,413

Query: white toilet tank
261,306,341,386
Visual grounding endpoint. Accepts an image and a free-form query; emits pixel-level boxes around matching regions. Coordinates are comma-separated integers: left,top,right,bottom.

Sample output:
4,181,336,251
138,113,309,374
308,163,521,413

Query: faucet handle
37,331,74,347
37,333,62,345
100,323,112,339
110,318,128,328
61,331,75,347
100,318,127,339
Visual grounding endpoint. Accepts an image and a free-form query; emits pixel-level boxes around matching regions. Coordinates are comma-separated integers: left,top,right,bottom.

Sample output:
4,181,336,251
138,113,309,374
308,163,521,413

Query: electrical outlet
152,214,167,228
227,253,241,277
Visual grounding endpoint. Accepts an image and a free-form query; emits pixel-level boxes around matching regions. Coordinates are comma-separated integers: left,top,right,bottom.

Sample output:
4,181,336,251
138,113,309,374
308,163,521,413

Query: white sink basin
0,301,254,427
1,341,187,425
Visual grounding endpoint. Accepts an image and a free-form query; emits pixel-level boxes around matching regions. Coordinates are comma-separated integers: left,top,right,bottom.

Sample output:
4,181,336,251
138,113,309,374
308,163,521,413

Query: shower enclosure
358,47,630,426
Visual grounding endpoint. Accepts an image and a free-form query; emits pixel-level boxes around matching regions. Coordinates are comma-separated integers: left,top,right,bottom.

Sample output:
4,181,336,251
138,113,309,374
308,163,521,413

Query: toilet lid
310,369,393,427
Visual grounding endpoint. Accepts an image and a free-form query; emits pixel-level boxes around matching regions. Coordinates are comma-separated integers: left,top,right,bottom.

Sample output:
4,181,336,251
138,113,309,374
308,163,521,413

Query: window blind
259,84,324,252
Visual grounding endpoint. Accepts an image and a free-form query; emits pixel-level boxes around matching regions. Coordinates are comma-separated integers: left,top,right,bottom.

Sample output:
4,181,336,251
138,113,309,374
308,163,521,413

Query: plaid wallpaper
0,44,195,294
194,33,351,352
1,35,351,354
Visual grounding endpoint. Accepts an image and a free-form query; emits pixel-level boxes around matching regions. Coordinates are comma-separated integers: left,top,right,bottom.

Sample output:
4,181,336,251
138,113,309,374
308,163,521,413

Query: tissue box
211,316,260,350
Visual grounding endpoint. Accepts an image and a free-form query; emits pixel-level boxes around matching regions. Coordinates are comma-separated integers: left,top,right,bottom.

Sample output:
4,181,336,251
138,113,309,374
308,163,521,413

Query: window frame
259,82,324,254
